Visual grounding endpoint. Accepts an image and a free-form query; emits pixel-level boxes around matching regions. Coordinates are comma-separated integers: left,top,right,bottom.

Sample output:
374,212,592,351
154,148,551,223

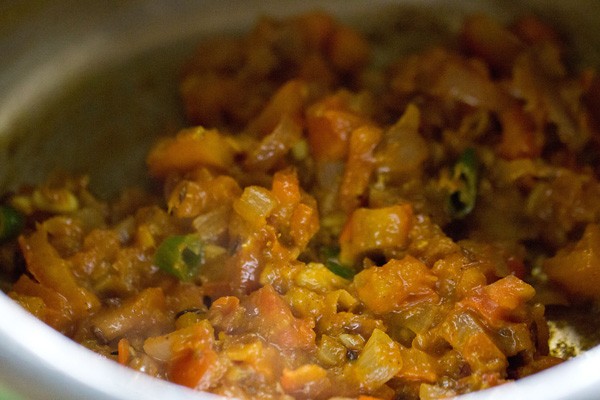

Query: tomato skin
169,348,219,390
246,285,316,352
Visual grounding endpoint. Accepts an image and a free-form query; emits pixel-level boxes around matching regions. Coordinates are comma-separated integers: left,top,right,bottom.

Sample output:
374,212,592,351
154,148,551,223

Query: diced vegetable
31,187,79,214
511,44,591,152
459,274,535,325
497,106,543,159
284,286,327,320
396,347,438,383
146,127,238,177
223,339,281,381
306,91,372,162
446,147,478,219
354,256,438,314
346,329,402,391
167,172,241,219
325,259,355,280
461,14,524,74
320,246,355,279
289,202,320,250
0,205,24,242
328,24,370,72
544,224,600,301
117,338,131,365
244,80,309,137
440,310,508,374
245,285,316,352
232,186,278,227
144,319,214,362
10,275,73,333
90,287,167,342
338,125,382,213
316,335,347,367
339,204,413,265
280,364,329,397
18,229,100,319
293,262,350,292
244,116,303,171
151,321,223,390
374,104,429,182
155,234,205,281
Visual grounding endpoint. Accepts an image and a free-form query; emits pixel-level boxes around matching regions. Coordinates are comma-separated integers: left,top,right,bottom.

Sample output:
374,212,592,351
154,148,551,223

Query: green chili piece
448,147,478,219
0,205,25,242
154,234,204,281
321,246,355,279
325,259,355,280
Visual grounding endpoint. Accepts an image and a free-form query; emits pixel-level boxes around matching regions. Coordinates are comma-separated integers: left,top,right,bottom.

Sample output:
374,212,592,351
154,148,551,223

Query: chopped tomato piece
339,204,413,265
147,127,238,177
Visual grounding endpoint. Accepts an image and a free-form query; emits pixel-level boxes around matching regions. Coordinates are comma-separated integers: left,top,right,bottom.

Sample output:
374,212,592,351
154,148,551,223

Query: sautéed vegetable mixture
3,12,600,400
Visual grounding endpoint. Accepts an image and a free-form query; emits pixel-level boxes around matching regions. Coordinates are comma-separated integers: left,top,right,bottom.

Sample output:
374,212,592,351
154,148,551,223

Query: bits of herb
447,147,478,219
0,205,25,242
321,246,355,279
154,234,204,281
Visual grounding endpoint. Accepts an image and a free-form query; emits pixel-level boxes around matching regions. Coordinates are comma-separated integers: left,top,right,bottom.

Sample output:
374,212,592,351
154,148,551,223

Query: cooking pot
1,1,600,399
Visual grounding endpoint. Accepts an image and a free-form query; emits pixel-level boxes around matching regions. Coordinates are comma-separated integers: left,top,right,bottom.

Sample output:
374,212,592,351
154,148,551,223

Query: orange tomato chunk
339,204,413,265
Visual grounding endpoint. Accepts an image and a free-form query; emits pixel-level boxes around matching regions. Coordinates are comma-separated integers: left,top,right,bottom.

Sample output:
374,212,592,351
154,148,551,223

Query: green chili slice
321,246,355,279
154,234,204,281
447,147,478,219
0,205,25,242
325,259,355,280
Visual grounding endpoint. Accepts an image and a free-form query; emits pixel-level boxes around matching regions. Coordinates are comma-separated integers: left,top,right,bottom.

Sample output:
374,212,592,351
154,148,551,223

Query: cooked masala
2,11,600,400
